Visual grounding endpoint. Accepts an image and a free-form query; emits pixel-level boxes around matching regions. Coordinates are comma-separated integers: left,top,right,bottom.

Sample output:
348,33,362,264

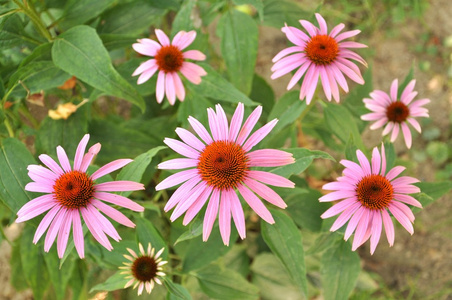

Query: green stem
13,0,52,42
4,118,15,137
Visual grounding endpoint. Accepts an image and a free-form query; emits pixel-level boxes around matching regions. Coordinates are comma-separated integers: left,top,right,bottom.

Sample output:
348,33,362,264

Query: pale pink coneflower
16,134,145,258
320,144,422,254
361,79,430,148
119,243,167,296
156,103,295,245
271,13,367,104
132,29,207,105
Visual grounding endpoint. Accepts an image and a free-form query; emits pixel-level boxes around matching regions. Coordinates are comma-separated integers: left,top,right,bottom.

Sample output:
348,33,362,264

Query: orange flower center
305,34,339,65
386,101,410,123
356,174,393,210
198,141,248,190
132,256,158,282
155,45,184,73
53,170,94,209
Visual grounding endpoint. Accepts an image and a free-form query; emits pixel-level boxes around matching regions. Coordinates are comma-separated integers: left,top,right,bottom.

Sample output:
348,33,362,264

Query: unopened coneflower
271,13,367,104
156,103,295,245
320,144,422,254
120,243,167,296
16,134,145,258
132,29,207,105
361,79,430,148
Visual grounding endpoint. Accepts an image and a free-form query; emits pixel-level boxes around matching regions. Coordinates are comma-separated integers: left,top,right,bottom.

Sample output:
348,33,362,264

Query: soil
1,0,451,299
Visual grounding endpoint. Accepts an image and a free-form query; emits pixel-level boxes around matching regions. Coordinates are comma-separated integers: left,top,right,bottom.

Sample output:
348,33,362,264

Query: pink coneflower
119,243,167,296
156,103,295,245
361,79,430,148
16,134,144,258
132,29,207,105
271,13,367,104
320,144,422,254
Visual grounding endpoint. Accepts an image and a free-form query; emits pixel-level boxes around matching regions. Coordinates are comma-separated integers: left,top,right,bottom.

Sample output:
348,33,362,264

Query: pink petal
390,123,400,142
330,201,361,232
244,178,287,208
183,186,213,225
207,108,220,141
242,119,278,152
203,189,220,241
369,211,382,254
401,122,412,148
155,29,170,46
299,20,317,37
228,103,244,142
315,13,328,35
71,210,85,258
44,208,67,252
393,194,422,208
329,23,345,38
287,61,311,90
321,198,356,218
237,184,274,224
236,106,262,145
371,147,381,175
80,207,113,250
74,134,90,171
173,30,196,50
188,116,213,144
155,169,199,191
156,71,165,103
390,79,398,101
94,191,144,212
229,189,246,239
219,192,232,246
356,150,371,176
380,143,387,177
33,205,61,243
16,196,57,222
281,25,308,46
382,121,395,136
56,146,71,173
369,118,389,130
183,50,206,61
165,72,176,105
179,62,206,84
381,209,394,246
86,205,121,242
247,149,294,167
25,182,53,193
319,190,357,202
352,209,370,250
170,181,208,221
319,66,332,101
388,204,413,234
27,165,58,182
164,176,201,211
247,170,294,188
57,211,72,258
39,154,64,176
164,138,200,159
91,159,133,181
407,118,422,133
390,201,415,222
339,41,367,48
132,59,157,76
385,166,405,181
80,143,101,173
133,39,161,56
272,46,304,63
344,206,366,241
91,199,135,228
137,65,158,85
215,104,229,141
158,158,198,170
172,73,185,101
95,181,145,192
335,29,361,42
340,159,365,178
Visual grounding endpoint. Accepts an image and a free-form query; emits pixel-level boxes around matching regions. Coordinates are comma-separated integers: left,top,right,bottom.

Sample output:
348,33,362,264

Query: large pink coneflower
132,29,207,105
361,79,430,148
320,144,422,254
271,13,367,104
156,103,295,245
16,134,144,258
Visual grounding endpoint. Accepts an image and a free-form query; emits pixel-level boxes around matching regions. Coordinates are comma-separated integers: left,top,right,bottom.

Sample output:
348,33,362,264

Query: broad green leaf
89,271,127,293
0,14,39,50
250,74,275,119
233,0,264,21
222,244,250,278
177,92,211,127
100,34,137,51
171,0,197,36
262,0,309,28
0,138,36,214
69,260,88,300
117,146,166,197
98,1,164,35
88,119,160,164
217,9,258,95
261,209,308,297
321,239,360,300
20,225,50,300
7,61,71,96
269,148,334,178
325,103,365,149
174,217,203,245
10,240,29,291
306,232,342,255
135,217,168,260
163,277,193,300
415,181,452,201
44,248,76,300
148,0,179,10
251,253,305,300
285,188,330,232
345,135,359,162
185,63,256,106
268,90,306,134
35,106,89,159
59,0,115,29
52,25,145,111
195,263,259,300
182,228,236,273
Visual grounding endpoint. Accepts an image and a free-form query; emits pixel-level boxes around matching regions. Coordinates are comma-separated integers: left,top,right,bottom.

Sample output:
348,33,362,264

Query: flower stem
13,0,53,42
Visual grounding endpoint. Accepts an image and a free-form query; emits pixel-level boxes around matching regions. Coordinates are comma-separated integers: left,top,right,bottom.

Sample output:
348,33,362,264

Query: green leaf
177,92,211,127
250,74,275,119
98,1,164,35
285,188,330,232
186,63,256,106
306,232,342,255
171,0,197,36
52,25,145,111
269,148,334,178
261,209,308,297
321,239,361,300
163,277,193,300
0,13,38,50
415,181,452,201
324,103,365,149
268,90,306,134
88,119,160,164
116,57,158,96
223,244,250,277
135,217,168,260
35,106,89,159
344,65,373,123
59,0,115,29
195,263,259,300
182,228,236,273
10,240,29,291
217,9,258,95
148,0,179,10
89,271,127,293
20,225,50,300
0,138,36,214
69,260,88,300
116,146,165,197
44,248,76,300
174,217,203,245
100,34,137,51
262,0,309,28
251,253,305,300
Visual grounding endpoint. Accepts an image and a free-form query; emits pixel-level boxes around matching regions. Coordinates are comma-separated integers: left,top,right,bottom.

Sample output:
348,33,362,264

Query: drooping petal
91,159,133,180
237,184,274,224
203,189,220,241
